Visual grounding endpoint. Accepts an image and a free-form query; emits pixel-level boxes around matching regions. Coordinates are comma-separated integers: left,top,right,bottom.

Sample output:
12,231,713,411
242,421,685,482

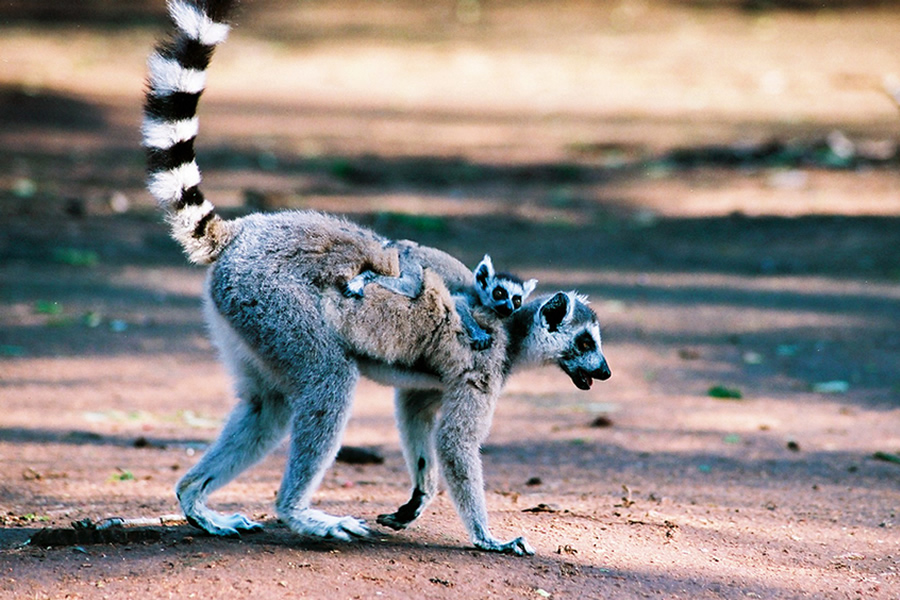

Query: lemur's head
518,291,611,390
473,255,538,318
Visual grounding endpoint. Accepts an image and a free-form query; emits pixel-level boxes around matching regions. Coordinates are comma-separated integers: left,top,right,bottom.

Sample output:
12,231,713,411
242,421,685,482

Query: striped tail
143,0,238,264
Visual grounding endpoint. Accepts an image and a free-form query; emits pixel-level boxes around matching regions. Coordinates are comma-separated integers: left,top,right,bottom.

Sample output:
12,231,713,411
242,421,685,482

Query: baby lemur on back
346,253,537,350
144,0,611,556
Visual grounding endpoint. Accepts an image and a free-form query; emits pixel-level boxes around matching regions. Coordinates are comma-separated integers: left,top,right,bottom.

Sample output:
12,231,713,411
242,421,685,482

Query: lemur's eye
576,333,595,353
512,296,522,309
492,287,508,301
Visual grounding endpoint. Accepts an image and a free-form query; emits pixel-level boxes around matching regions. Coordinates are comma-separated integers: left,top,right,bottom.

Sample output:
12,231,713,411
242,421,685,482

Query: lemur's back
206,210,503,382
211,211,399,287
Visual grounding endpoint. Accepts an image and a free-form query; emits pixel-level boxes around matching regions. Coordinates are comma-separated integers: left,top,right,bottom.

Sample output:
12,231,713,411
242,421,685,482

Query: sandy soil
1,1,899,598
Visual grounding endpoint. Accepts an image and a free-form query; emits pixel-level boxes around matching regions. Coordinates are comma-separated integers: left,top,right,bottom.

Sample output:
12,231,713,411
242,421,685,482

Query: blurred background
3,0,900,225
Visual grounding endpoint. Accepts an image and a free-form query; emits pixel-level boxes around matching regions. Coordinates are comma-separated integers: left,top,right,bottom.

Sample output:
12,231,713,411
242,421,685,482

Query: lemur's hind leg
377,389,442,530
344,247,424,299
275,361,369,541
177,373,291,537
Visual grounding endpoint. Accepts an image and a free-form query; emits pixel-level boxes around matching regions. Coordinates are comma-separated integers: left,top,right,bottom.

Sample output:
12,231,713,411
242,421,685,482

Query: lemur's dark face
473,255,536,318
559,324,611,390
490,284,521,317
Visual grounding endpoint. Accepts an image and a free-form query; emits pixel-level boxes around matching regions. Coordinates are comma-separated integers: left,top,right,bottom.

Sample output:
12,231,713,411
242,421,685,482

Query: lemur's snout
595,359,612,381
566,357,611,391
495,303,514,318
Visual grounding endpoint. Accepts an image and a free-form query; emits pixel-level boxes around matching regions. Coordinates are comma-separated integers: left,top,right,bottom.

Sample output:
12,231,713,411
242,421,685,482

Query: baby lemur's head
473,255,538,318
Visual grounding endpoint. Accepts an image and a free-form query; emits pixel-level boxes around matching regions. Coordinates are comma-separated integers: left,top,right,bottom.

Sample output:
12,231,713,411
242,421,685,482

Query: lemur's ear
522,278,538,298
474,254,494,288
539,292,572,332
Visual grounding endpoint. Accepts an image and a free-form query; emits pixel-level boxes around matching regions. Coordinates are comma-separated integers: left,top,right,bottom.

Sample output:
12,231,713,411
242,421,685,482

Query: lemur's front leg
435,382,535,556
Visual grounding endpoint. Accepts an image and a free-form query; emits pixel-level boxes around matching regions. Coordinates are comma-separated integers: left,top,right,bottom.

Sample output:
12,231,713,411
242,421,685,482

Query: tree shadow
2,155,899,407
484,437,900,495
0,427,208,451
2,87,898,411
0,0,166,27
0,85,107,133
0,516,843,599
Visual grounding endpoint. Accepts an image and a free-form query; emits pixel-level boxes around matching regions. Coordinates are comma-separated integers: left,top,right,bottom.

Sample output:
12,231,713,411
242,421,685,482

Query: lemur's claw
470,335,493,351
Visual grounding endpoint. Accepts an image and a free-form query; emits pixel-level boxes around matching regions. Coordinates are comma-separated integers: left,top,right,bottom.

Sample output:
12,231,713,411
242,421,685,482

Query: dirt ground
1,1,899,598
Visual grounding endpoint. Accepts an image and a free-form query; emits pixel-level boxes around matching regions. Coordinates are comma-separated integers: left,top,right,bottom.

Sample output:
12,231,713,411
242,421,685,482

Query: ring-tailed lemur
144,0,611,556
345,253,537,350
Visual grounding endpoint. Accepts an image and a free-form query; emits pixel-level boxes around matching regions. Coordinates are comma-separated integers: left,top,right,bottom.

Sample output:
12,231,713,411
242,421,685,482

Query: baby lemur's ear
539,292,573,332
522,278,538,299
474,254,495,289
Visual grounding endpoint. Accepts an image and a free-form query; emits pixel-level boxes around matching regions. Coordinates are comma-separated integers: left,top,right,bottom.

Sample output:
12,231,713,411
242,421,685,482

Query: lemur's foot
376,511,412,531
281,508,369,542
342,276,367,298
474,535,535,556
376,487,428,531
184,508,263,538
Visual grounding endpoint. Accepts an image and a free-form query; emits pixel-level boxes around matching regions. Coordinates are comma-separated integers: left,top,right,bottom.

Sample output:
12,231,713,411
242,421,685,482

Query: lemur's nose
595,360,612,381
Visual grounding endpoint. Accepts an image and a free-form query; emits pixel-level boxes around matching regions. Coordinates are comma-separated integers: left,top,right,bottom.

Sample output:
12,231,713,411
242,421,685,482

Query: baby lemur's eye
492,287,508,301
512,296,522,309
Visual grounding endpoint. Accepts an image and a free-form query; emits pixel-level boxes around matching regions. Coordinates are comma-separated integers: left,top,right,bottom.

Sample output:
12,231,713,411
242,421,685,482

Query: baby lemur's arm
454,292,493,351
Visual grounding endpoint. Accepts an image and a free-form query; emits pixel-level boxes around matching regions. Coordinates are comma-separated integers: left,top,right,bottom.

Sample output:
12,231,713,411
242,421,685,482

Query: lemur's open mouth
571,371,594,390
566,362,612,391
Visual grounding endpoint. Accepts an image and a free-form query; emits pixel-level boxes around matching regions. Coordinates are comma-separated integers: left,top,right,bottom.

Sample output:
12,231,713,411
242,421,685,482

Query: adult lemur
144,0,611,556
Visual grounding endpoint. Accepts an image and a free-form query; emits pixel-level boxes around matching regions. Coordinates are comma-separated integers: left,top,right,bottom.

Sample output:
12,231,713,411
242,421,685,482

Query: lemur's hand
342,277,367,298
469,332,493,351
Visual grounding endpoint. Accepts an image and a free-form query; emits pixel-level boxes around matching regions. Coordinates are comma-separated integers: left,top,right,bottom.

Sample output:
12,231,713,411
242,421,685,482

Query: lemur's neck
502,302,541,376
